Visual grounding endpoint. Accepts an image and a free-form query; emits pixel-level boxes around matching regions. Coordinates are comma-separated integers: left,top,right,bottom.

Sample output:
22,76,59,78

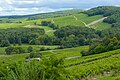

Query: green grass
38,26,55,36
52,14,103,27
26,13,104,28
23,25,55,36
0,53,28,65
52,15,85,27
91,21,111,30
97,76,118,80
75,14,103,24
0,23,25,29
0,46,120,79
53,46,89,59
0,44,58,55
0,13,109,31
31,46,89,58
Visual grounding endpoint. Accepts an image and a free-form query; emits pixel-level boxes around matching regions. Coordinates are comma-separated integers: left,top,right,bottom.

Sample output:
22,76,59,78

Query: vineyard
0,6,120,80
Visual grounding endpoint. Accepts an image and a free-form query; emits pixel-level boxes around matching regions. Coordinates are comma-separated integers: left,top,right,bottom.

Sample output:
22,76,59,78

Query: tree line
0,28,45,47
85,6,120,28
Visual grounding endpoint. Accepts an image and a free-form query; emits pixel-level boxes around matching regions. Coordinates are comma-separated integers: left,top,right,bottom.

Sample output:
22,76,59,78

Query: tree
28,52,42,58
18,38,22,46
41,21,51,26
5,47,25,55
40,47,46,51
0,40,10,47
5,47,14,55
27,46,33,53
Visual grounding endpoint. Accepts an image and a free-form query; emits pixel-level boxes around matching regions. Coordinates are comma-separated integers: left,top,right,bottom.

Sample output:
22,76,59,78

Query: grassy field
0,54,28,65
23,25,55,36
52,15,85,27
74,14,103,24
41,46,89,58
91,21,111,30
0,44,58,55
0,23,25,29
47,13,104,27
21,13,106,29
0,13,111,31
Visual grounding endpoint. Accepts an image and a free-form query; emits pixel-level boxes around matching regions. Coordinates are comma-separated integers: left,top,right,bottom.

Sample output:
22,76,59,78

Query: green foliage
82,37,120,56
0,40,10,47
1,56,71,80
0,28,45,47
54,26,100,48
69,53,120,79
5,46,25,55
85,6,120,28
41,21,58,29
28,52,42,58
27,46,33,53
41,21,51,26
85,6,120,16
39,47,46,51
1,6,120,80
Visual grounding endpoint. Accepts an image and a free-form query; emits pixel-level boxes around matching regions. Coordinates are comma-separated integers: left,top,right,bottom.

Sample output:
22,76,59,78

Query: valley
0,6,120,80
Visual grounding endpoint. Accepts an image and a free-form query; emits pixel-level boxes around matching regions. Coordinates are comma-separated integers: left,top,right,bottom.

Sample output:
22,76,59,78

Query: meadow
91,21,111,30
0,44,58,55
0,13,111,31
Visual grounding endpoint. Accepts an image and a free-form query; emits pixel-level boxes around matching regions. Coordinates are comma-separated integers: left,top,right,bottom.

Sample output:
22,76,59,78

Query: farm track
87,17,107,26
65,56,81,60
73,16,88,27
73,16,107,28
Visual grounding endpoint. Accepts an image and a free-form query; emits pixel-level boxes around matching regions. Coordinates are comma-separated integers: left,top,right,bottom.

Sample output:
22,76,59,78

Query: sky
0,0,120,16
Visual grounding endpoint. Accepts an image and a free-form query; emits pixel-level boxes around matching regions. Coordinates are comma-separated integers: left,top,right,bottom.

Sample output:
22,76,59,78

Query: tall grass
1,56,72,80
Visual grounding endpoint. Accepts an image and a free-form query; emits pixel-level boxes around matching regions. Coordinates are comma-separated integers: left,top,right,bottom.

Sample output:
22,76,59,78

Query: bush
27,46,33,53
40,47,46,51
5,47,25,55
26,52,42,59
2,56,71,80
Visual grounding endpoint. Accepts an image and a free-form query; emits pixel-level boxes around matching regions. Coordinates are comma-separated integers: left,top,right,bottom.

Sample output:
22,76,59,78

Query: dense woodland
0,28,45,47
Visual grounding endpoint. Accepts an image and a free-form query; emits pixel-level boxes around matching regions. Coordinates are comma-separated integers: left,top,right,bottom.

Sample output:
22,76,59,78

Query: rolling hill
0,9,111,30
0,6,120,80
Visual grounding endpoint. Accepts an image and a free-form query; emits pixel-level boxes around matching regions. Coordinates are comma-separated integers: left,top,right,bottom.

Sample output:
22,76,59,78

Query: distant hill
0,9,83,20
0,6,120,30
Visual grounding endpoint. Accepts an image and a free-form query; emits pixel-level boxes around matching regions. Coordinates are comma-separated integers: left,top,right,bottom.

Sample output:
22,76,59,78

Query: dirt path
46,30,55,33
87,17,107,26
73,16,89,27
65,56,81,60
73,16,107,28
49,50,56,54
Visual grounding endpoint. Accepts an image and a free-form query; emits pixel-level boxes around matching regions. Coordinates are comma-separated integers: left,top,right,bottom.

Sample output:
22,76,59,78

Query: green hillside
0,6,120,80
0,9,111,30
0,46,120,79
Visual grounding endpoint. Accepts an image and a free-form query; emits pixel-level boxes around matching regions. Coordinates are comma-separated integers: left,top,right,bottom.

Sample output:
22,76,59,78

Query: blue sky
0,0,120,16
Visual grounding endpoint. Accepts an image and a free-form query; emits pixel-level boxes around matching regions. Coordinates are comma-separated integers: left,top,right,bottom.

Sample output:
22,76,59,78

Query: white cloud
0,0,120,16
